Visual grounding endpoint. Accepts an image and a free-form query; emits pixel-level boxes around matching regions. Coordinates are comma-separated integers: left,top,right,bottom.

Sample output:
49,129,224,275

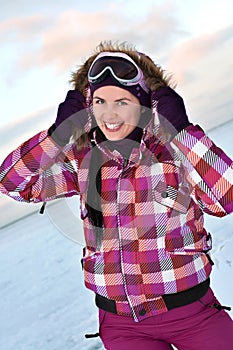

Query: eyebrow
93,96,132,102
115,98,132,102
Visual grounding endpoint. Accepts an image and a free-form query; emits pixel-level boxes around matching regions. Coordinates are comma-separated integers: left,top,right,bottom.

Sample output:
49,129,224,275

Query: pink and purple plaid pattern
1,118,232,322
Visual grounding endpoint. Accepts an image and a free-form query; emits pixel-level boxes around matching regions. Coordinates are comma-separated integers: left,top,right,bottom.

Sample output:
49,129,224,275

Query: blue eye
95,98,104,104
118,100,127,106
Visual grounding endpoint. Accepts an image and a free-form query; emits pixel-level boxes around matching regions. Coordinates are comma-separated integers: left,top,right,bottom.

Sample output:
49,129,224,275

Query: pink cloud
0,14,51,41
11,8,183,73
165,26,232,84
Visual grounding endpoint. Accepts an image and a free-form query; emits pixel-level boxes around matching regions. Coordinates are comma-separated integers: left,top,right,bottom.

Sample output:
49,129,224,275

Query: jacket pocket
154,180,210,254
154,180,191,214
165,229,210,255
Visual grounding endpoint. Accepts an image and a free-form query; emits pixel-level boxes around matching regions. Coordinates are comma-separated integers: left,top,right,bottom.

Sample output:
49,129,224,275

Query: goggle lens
89,56,139,82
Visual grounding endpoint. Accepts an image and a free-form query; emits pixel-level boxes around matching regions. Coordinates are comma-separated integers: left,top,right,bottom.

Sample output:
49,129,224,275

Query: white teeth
105,122,123,129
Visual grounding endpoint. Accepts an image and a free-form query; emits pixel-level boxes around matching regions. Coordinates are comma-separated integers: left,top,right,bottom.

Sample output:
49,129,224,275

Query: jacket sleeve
0,130,80,203
171,124,233,217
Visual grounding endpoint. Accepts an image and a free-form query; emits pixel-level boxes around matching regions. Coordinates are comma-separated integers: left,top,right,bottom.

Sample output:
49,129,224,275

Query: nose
103,102,118,117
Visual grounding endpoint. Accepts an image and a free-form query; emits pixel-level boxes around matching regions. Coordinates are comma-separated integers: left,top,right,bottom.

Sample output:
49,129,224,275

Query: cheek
125,110,141,126
92,105,102,121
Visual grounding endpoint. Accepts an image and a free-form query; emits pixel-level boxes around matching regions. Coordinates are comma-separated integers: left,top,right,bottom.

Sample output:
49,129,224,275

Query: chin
101,126,133,141
105,133,124,141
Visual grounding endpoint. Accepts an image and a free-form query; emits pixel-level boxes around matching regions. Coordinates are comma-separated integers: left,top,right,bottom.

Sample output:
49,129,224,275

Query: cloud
33,9,182,71
1,1,232,75
0,14,52,42
158,25,233,130
1,5,184,74
165,24,233,84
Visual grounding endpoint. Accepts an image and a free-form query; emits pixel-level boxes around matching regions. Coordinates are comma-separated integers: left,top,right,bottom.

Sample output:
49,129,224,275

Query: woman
1,41,233,349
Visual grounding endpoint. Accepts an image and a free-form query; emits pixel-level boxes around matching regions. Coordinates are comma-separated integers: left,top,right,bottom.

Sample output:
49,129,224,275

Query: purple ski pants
99,288,233,350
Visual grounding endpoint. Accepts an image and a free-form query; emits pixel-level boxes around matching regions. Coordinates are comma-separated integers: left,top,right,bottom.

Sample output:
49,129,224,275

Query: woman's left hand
152,87,191,137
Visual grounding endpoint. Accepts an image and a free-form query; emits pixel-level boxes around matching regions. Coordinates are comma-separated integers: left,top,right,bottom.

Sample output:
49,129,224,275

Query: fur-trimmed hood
70,41,174,146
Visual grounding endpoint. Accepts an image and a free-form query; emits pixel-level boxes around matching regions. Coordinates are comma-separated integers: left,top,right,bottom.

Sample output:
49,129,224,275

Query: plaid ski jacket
1,103,233,322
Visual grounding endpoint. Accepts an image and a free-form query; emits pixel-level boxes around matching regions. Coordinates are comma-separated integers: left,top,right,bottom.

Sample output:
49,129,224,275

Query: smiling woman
0,40,233,350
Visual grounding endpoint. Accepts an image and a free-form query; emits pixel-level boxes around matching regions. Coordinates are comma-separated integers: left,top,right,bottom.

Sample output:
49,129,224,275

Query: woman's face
92,86,141,141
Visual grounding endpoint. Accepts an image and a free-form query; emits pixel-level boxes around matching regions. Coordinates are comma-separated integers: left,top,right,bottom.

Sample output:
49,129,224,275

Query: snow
0,210,103,350
0,119,233,350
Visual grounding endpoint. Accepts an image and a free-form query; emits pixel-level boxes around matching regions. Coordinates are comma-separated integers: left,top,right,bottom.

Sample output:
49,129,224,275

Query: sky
0,0,233,224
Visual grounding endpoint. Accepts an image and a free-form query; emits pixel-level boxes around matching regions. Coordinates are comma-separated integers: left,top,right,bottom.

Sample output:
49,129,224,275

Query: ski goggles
88,52,149,93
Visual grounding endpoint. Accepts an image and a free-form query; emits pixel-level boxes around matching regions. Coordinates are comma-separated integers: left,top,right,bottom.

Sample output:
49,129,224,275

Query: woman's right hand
49,90,87,145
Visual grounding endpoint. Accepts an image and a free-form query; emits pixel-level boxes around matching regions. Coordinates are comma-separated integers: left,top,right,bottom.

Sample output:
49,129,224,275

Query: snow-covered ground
0,119,233,350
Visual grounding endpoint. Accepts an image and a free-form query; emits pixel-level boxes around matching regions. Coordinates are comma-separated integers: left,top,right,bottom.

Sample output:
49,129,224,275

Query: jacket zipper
116,158,138,321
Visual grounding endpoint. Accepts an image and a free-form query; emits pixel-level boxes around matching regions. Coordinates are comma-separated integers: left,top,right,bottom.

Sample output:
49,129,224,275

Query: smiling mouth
104,122,124,131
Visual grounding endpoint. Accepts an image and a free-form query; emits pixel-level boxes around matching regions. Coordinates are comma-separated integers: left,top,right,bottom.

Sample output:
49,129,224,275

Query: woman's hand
49,90,87,145
152,87,191,138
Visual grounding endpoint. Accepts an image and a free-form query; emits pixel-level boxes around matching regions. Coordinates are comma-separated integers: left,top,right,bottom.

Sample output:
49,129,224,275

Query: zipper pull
123,158,129,168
